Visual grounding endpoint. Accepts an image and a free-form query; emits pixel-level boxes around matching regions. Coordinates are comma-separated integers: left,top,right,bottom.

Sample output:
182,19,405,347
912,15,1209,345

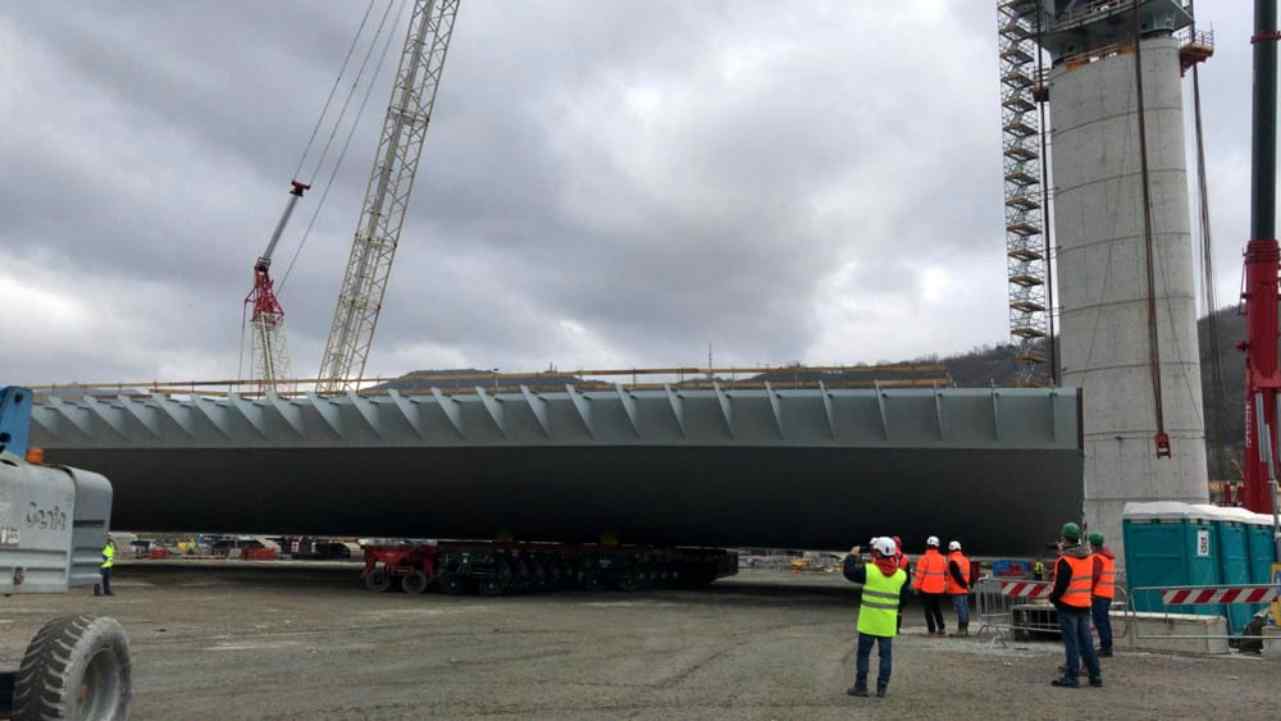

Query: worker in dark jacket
1049,522,1101,688
945,540,971,637
842,537,910,698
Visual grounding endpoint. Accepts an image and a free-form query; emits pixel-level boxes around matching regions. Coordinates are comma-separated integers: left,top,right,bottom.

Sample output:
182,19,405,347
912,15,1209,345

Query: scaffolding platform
1009,273,1045,288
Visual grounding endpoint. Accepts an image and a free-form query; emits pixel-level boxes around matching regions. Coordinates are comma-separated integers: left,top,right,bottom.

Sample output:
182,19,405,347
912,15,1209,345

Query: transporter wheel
582,573,606,592
364,567,392,592
401,570,432,594
616,571,641,592
480,561,513,596
14,615,132,721
442,573,468,595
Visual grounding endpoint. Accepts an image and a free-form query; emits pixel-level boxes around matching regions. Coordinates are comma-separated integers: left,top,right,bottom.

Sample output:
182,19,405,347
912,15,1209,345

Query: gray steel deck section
29,387,1083,554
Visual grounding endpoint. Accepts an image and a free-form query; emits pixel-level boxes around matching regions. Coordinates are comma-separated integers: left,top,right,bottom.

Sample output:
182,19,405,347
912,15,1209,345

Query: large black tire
14,615,131,721
364,567,392,592
401,570,431,595
442,573,468,595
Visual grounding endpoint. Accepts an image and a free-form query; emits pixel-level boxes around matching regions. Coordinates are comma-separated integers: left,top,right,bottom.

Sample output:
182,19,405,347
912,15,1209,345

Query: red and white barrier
1161,585,1279,606
998,580,1053,599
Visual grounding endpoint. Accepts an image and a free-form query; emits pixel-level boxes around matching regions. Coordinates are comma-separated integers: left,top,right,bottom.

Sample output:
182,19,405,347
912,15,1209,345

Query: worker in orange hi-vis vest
1088,531,1116,658
911,536,947,635
1049,522,1101,688
945,541,971,637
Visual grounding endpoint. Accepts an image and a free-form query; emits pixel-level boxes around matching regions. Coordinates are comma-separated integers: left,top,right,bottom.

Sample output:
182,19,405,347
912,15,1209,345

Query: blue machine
0,386,32,457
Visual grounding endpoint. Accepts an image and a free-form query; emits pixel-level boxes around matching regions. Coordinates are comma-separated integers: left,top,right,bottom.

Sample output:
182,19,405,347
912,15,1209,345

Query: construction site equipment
0,387,130,719
362,541,736,595
318,0,461,391
29,386,1083,555
244,180,310,393
996,1,1051,377
1241,0,1281,537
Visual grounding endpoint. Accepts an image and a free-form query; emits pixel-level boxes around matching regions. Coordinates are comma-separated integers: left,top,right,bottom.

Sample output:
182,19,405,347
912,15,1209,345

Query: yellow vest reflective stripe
858,563,907,638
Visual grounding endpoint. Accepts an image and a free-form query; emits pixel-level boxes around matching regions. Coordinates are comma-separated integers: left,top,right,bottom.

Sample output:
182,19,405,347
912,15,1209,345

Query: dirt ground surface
0,564,1275,720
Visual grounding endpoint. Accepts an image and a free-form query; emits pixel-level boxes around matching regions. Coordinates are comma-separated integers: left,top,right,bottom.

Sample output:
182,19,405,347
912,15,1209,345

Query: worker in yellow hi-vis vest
842,537,909,698
95,538,116,597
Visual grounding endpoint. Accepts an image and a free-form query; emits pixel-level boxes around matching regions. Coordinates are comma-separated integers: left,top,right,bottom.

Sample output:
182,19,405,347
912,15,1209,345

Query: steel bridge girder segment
387,390,426,439
521,385,552,439
152,395,194,438
763,381,785,440
712,381,734,438
347,391,382,439
306,393,344,437
615,384,640,438
475,387,507,438
565,384,595,439
664,384,687,439
118,395,161,439
82,396,128,440
191,396,232,440
818,381,836,440
228,393,268,439
429,387,465,439
266,391,305,438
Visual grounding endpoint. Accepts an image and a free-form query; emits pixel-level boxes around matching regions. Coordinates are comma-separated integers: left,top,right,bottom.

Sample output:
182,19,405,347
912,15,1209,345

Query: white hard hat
877,537,898,557
927,536,940,547
948,540,961,551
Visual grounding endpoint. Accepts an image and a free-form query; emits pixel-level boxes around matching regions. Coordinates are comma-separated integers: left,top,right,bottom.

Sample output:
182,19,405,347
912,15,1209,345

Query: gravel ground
0,565,1274,720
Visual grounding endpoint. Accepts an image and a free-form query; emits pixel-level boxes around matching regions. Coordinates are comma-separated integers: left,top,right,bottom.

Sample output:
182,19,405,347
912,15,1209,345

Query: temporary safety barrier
974,575,1129,647
1160,585,1278,606
1127,583,1279,642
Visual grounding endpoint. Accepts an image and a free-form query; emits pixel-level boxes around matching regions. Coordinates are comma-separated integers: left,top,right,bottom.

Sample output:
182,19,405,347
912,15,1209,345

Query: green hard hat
1088,531,1104,547
1061,522,1082,542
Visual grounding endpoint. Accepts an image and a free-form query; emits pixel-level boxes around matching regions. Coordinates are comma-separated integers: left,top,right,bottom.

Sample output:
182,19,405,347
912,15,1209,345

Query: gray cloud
0,2,1257,385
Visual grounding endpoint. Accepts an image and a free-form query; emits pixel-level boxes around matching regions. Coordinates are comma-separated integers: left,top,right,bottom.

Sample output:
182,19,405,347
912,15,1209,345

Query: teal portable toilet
1122,502,1222,618
1210,513,1252,634
1244,512,1278,618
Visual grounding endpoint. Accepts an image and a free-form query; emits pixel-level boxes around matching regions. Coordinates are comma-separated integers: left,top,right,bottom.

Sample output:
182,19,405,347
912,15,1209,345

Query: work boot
949,628,969,638
1098,648,1113,658
1089,677,1103,688
1051,678,1080,688
847,684,868,697
93,585,102,597
876,685,888,698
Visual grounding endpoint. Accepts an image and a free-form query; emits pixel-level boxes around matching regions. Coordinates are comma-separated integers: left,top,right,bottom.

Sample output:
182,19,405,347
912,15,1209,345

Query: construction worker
1089,531,1116,658
893,536,909,632
843,537,909,698
945,540,971,636
95,537,116,597
1049,522,1101,688
1032,558,1046,581
912,536,947,635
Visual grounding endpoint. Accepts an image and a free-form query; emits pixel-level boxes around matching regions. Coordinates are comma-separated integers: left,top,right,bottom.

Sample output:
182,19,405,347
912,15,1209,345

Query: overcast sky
0,2,1257,385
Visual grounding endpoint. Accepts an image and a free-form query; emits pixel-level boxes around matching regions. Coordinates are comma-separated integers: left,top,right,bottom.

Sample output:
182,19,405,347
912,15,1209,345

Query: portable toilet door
1122,503,1222,617
1214,520,1252,635
1245,515,1278,619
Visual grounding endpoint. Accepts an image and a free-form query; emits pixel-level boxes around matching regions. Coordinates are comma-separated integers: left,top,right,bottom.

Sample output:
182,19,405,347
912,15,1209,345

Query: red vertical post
1243,0,1280,514
1242,239,1280,513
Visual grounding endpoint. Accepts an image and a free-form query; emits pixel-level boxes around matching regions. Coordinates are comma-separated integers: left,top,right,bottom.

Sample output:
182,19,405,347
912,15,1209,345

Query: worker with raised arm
945,540,971,637
1088,531,1116,658
1049,522,1102,688
843,538,909,698
912,536,947,635
893,535,909,632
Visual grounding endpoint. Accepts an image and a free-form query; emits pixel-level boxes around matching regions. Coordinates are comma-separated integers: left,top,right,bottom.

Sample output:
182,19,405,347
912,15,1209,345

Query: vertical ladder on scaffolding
997,0,1050,380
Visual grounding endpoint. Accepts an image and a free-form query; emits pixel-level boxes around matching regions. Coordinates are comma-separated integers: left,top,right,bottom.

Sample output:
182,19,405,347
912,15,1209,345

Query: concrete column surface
1049,36,1209,561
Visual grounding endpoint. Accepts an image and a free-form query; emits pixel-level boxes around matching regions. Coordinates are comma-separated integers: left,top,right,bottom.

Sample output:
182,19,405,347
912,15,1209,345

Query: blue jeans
952,594,969,627
855,633,892,689
1092,597,1113,652
1059,607,1100,682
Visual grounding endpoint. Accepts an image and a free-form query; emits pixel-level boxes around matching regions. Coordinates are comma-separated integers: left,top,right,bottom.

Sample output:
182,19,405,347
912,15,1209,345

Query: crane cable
292,0,379,183
279,0,406,293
